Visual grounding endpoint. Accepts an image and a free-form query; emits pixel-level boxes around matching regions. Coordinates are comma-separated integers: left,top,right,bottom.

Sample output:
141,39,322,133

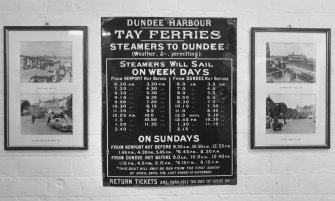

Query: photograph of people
266,94,316,134
20,93,73,135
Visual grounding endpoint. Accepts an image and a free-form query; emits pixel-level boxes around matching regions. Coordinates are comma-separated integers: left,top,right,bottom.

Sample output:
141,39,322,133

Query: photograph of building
20,41,72,83
266,94,316,134
266,43,316,83
20,93,73,135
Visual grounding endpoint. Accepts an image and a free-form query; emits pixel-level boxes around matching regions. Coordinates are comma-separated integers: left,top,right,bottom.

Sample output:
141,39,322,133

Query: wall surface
0,0,335,200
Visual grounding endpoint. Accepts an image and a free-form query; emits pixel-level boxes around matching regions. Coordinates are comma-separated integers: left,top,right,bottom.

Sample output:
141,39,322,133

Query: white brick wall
0,0,334,200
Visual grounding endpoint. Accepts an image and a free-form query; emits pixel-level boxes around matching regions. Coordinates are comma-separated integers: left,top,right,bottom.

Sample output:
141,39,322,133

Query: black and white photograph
266,43,316,83
21,93,73,135
5,26,87,150
251,28,330,148
20,41,73,83
266,94,316,134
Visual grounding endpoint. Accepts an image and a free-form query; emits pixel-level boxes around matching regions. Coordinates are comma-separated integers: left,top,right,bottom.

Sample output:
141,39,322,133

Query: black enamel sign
102,17,236,186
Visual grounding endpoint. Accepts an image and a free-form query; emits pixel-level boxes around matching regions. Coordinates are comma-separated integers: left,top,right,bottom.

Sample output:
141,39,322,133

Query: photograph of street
20,93,73,135
266,94,316,134
266,43,316,83
20,41,72,83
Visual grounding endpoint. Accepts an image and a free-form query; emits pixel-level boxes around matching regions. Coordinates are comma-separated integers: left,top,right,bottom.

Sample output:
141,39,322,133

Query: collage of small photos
20,41,73,136
265,42,316,135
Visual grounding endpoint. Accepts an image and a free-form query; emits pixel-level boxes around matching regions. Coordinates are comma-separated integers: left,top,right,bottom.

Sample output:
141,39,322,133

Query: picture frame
4,26,88,150
251,27,330,149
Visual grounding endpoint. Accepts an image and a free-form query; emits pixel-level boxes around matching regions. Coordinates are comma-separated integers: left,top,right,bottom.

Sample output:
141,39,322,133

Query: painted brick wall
0,0,335,200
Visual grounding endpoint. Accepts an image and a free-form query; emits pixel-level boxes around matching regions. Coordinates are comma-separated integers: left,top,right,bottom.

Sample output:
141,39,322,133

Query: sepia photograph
266,94,316,134
20,41,72,83
266,43,316,83
20,93,73,135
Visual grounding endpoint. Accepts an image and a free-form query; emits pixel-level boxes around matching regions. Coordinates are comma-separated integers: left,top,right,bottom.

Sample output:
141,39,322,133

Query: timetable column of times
172,81,226,132
111,78,169,133
173,81,198,132
111,78,136,132
206,81,225,127
144,78,168,128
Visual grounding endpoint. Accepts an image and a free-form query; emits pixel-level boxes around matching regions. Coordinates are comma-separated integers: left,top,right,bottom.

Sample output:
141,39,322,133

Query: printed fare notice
102,17,237,186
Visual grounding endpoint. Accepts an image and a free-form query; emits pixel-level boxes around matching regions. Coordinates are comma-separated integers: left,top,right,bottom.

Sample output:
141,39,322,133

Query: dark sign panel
102,17,237,186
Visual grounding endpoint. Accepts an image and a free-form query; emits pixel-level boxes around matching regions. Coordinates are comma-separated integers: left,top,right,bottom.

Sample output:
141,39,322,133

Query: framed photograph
251,28,330,149
4,26,88,150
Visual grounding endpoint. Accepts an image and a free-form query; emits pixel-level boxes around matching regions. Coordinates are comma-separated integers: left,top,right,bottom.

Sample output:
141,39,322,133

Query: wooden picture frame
251,27,330,149
4,26,88,150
